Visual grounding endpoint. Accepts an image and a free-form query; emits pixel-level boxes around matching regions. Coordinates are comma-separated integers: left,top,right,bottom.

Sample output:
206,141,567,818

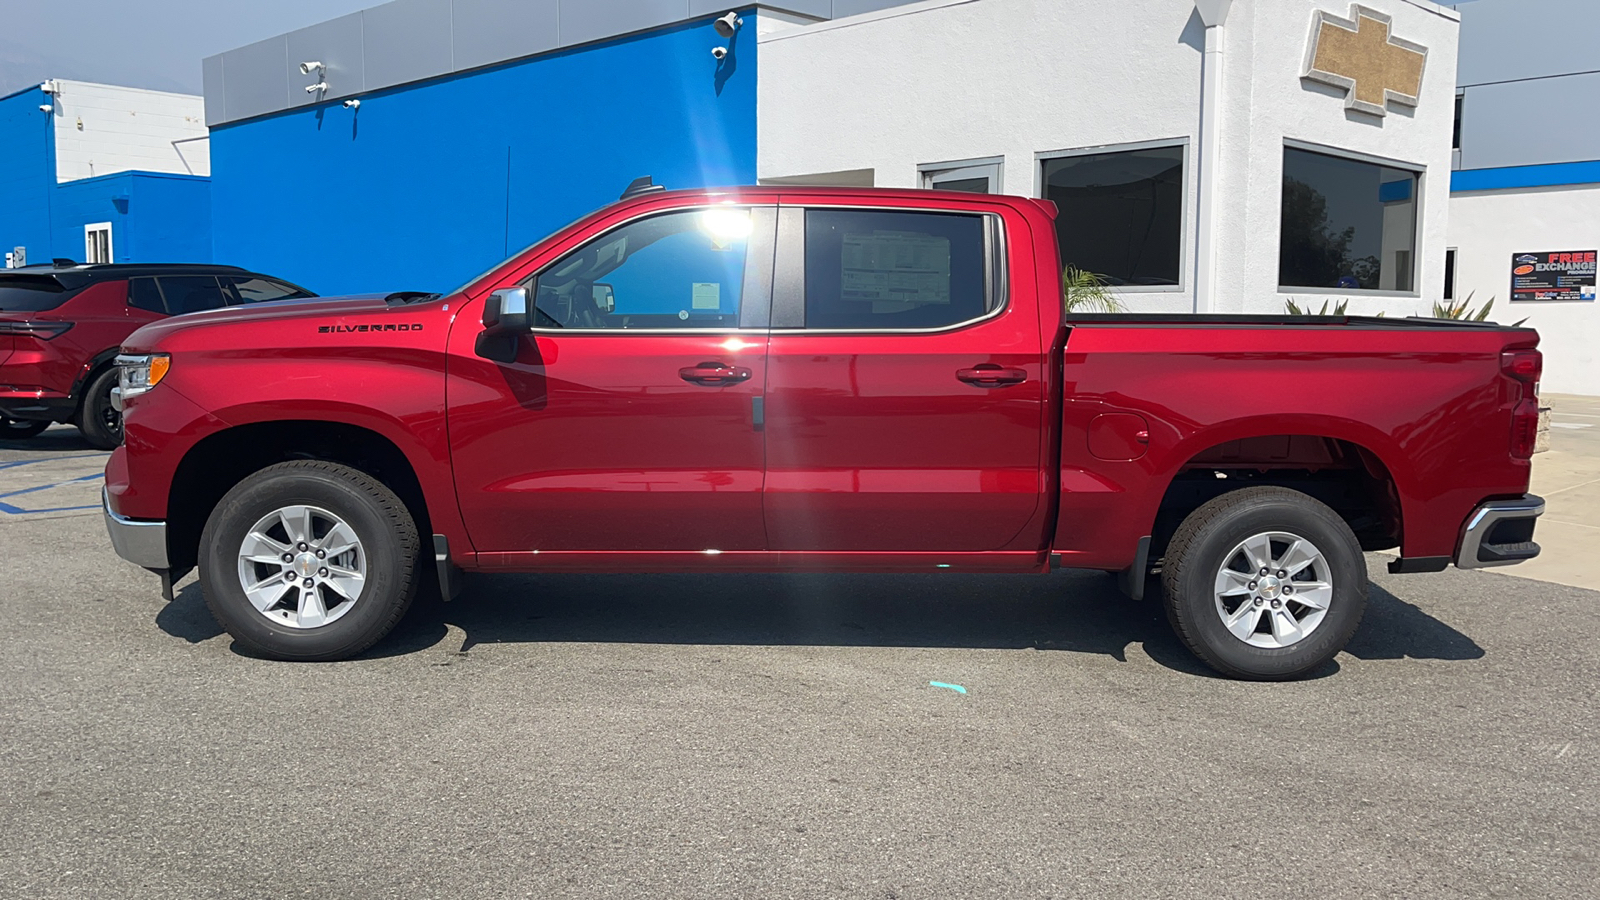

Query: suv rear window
0,275,78,312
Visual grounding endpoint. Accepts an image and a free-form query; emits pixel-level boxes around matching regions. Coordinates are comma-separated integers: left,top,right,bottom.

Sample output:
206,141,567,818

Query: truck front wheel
1161,486,1368,680
198,460,420,661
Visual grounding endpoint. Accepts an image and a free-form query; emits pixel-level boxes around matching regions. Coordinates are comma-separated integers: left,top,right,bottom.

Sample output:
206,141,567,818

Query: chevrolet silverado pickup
103,187,1546,679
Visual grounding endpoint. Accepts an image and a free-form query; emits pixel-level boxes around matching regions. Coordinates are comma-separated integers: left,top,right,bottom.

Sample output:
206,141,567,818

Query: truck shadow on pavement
156,568,1484,678
0,430,96,454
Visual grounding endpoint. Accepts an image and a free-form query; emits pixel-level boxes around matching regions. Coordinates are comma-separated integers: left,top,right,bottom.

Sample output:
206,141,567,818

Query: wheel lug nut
1271,599,1282,608
1283,585,1294,594
1277,570,1286,578
282,553,294,563
298,542,308,551
1260,567,1269,575
316,549,326,559
1248,581,1258,590
284,572,295,582
318,567,328,577
1254,598,1263,606
303,578,314,588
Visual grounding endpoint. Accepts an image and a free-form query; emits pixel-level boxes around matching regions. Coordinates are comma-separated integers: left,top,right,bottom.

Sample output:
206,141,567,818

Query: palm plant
1432,292,1524,325
1063,266,1125,313
1285,298,1349,315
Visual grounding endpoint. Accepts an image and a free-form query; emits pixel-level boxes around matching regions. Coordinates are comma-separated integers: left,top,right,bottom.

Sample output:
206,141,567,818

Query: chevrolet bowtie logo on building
1303,4,1428,118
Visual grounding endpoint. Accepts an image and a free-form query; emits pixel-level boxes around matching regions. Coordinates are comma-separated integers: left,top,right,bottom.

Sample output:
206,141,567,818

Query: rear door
761,201,1047,556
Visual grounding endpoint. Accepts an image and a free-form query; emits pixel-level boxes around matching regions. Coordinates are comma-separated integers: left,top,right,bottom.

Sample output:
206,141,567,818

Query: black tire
198,460,420,661
1162,486,1367,681
0,417,50,439
74,367,122,450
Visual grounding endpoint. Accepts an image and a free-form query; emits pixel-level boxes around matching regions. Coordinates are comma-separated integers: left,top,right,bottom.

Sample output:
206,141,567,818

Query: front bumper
1455,494,1544,570
103,488,169,569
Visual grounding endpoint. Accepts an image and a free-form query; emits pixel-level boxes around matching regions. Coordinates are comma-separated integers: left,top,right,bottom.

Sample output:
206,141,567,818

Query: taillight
0,321,73,340
1501,349,1542,383
1502,348,1542,459
1511,399,1539,459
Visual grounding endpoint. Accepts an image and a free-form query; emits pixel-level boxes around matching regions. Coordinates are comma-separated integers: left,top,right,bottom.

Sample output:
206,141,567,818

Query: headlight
115,353,171,401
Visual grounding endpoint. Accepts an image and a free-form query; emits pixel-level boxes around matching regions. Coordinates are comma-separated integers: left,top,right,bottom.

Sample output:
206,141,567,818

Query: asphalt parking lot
2,422,1597,899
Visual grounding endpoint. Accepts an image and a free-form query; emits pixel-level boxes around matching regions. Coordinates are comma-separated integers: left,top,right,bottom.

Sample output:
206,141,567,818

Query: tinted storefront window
1041,146,1184,286
1280,147,1419,292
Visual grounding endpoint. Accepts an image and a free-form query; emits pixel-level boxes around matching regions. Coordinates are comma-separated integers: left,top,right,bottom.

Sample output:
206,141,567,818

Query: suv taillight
0,321,73,340
1502,349,1543,460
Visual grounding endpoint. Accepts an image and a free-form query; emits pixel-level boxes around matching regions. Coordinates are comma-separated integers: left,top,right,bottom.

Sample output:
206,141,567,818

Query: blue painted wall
0,86,55,266
1,86,212,267
52,172,213,263
209,15,758,295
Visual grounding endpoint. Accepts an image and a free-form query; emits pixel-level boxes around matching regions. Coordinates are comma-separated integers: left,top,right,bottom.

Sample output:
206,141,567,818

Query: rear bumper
0,392,74,423
103,488,168,569
1455,494,1544,570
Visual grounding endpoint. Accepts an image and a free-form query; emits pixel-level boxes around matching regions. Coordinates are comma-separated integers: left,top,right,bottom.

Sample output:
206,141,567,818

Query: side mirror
482,287,531,333
476,287,531,364
592,283,615,314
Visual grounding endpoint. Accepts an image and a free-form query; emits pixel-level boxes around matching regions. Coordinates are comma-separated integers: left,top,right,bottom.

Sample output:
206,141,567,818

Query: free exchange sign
1511,251,1597,302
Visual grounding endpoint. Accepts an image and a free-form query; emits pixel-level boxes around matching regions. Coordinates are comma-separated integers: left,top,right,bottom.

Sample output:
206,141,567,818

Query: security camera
343,99,361,109
38,104,52,114
299,61,324,75
39,79,58,94
305,82,329,94
711,46,728,60
713,11,742,38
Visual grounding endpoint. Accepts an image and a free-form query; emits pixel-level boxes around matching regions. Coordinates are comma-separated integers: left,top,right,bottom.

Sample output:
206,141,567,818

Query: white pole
1193,0,1233,314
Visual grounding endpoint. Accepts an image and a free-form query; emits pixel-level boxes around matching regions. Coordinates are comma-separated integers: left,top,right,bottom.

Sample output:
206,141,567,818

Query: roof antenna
620,176,667,200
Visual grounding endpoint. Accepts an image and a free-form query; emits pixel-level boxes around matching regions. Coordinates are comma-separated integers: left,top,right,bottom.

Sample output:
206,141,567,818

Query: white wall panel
52,81,209,182
1449,185,1600,395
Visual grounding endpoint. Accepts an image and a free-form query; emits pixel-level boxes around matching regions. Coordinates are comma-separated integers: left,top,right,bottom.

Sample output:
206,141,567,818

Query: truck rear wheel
1161,486,1367,680
198,460,420,661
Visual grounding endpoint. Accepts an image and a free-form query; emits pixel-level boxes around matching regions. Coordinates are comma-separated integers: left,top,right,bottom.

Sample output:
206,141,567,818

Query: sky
0,0,376,97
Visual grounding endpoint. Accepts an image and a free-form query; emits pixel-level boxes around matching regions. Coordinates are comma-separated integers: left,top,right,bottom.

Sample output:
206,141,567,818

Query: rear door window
157,275,229,315
802,210,994,330
128,277,166,313
225,276,314,305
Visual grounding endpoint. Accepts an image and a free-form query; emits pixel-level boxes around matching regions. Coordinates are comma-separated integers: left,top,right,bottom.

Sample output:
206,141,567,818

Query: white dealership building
760,0,1462,319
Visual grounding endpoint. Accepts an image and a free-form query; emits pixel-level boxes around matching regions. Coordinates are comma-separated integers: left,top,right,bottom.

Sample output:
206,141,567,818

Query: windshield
0,275,79,312
442,207,602,297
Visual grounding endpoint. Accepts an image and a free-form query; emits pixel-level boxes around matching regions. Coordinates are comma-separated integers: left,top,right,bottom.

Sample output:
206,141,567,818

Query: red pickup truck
103,187,1545,679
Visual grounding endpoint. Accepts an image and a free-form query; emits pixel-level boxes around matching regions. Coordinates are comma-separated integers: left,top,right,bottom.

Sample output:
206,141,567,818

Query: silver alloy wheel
1212,531,1333,648
235,505,367,629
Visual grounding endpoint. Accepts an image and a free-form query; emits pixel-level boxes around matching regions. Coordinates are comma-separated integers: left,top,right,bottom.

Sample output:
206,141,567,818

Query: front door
448,205,774,558
762,203,1047,557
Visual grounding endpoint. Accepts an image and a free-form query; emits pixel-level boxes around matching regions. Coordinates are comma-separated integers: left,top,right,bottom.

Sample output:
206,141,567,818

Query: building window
1039,144,1184,287
84,223,113,264
1444,248,1457,300
1279,146,1419,293
920,159,1002,194
803,209,994,330
1452,93,1463,151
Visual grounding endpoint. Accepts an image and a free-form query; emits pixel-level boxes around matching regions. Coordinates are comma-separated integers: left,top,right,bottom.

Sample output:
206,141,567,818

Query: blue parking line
0,469,106,515
0,455,107,471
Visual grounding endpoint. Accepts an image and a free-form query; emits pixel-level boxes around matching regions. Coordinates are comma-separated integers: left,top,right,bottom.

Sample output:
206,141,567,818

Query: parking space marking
0,455,108,515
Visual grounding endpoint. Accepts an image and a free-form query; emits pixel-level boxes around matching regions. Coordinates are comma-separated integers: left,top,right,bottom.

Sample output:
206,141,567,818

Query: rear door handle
956,365,1027,387
679,361,752,386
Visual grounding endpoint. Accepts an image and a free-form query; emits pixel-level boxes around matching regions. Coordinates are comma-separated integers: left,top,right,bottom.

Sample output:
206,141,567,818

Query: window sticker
841,231,952,312
692,282,722,310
